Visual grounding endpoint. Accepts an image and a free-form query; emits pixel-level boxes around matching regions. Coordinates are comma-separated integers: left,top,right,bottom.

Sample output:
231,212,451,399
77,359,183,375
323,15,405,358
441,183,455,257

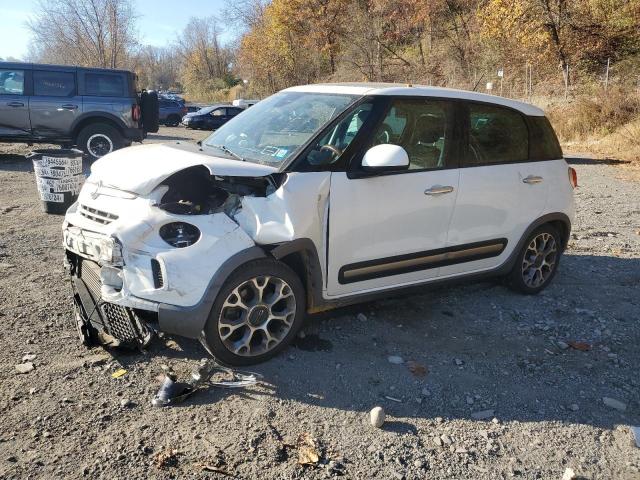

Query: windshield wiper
208,144,246,162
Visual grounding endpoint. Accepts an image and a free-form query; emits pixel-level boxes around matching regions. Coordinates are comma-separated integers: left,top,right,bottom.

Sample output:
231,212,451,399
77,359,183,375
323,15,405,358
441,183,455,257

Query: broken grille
100,303,140,343
78,204,119,225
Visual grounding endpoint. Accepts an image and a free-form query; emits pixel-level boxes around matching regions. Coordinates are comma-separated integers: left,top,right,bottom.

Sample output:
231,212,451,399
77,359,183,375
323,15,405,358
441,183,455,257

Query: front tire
507,224,562,294
76,123,123,161
202,259,306,366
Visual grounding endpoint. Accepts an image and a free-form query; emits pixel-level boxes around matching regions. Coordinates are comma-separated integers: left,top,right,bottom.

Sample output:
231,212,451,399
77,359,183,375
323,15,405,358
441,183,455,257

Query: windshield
197,106,215,114
202,92,360,165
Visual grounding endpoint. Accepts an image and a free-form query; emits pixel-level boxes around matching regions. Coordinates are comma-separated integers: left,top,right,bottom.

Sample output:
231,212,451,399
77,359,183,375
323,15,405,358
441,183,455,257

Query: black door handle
7,101,24,107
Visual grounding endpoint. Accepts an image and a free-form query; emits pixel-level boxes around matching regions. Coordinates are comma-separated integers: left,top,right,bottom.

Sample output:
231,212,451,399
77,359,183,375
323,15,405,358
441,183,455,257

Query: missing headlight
159,222,201,248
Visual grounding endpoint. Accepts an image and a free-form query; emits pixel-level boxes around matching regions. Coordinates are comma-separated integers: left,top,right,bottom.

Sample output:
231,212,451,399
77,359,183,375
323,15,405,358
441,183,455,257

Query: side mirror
362,144,409,171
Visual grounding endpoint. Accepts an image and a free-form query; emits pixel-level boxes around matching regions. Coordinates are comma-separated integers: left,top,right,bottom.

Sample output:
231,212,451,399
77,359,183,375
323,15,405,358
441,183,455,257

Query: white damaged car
63,83,576,365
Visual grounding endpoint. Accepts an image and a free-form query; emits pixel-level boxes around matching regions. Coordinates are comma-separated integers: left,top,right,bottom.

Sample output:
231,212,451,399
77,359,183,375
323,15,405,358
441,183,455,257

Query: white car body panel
326,169,460,296
89,143,277,195
284,83,545,117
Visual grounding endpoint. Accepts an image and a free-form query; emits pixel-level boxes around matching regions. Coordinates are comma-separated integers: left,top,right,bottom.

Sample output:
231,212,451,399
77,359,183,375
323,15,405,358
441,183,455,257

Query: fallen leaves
406,360,428,377
111,368,127,379
154,449,180,469
200,464,234,476
567,341,591,351
297,432,320,465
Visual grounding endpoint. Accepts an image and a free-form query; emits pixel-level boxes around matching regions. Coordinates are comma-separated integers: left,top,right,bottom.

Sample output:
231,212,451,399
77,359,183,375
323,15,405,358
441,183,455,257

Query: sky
0,0,232,60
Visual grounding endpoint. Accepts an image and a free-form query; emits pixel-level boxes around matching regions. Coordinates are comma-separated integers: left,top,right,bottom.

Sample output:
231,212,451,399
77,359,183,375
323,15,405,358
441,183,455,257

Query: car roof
283,82,545,116
0,61,133,75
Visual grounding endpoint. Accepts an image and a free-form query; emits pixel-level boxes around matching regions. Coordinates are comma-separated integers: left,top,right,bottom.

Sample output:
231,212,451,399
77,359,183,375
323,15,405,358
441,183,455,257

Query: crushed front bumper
66,252,153,348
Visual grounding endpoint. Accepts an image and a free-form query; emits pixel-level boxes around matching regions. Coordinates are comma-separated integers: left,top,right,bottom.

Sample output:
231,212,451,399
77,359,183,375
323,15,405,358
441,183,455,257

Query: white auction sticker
34,166,67,178
39,192,64,203
38,155,81,168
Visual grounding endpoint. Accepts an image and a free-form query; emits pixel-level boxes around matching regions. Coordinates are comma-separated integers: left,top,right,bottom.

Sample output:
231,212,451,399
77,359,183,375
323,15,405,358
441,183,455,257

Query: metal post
604,58,610,92
564,64,569,100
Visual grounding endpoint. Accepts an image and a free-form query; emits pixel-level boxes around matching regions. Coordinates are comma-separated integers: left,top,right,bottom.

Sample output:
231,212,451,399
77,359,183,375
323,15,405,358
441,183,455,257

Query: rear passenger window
85,73,124,97
33,71,75,97
467,104,528,165
371,99,451,170
0,69,25,95
528,116,563,160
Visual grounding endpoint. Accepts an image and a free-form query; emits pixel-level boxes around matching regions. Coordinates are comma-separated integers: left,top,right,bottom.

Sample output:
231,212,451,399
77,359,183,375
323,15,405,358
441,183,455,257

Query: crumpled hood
88,142,278,196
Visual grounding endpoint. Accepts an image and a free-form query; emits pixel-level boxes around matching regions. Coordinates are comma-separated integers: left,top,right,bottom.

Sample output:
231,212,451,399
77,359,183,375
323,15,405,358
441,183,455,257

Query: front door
29,68,82,140
326,98,460,297
0,67,30,138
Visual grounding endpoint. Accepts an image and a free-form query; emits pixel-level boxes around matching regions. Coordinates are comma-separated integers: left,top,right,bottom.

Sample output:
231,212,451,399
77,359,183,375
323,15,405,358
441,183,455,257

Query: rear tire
507,224,562,294
202,259,306,366
76,123,124,161
165,114,181,127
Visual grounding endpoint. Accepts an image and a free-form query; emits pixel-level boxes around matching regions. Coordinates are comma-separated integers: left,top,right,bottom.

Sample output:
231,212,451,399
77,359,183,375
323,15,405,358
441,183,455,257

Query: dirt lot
0,127,639,479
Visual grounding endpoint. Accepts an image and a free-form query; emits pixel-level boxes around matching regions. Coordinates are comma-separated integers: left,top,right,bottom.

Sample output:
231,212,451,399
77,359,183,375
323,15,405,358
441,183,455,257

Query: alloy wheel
521,232,557,288
218,275,296,357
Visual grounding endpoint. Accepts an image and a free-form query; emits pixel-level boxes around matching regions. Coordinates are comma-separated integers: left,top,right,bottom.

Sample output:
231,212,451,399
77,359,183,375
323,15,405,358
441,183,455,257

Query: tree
28,0,137,68
176,17,239,100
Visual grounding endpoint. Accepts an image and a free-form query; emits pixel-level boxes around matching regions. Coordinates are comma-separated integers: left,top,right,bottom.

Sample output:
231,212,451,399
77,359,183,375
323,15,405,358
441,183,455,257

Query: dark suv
0,62,158,160
159,98,187,127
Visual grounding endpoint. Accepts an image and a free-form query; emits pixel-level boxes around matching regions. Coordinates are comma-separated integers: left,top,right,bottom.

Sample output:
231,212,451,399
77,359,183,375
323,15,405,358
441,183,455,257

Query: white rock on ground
562,467,576,480
370,406,385,428
15,362,34,374
602,397,627,411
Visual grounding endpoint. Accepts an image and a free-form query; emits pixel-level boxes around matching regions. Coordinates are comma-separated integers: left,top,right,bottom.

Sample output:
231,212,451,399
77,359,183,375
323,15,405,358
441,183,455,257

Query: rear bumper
123,127,145,142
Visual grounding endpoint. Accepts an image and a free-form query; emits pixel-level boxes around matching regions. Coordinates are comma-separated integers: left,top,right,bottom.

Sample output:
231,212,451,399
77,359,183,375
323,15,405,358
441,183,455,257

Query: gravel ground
0,127,639,479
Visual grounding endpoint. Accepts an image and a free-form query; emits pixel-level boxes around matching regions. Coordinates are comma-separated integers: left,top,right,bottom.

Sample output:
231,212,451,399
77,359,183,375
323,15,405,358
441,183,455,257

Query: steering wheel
320,144,343,158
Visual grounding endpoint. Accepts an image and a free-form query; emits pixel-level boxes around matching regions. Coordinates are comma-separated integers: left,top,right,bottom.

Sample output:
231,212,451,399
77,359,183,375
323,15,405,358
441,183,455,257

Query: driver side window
301,102,374,169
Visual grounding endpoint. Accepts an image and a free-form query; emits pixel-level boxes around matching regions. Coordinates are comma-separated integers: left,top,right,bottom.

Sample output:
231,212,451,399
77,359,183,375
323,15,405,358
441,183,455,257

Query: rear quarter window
528,116,563,160
84,73,125,97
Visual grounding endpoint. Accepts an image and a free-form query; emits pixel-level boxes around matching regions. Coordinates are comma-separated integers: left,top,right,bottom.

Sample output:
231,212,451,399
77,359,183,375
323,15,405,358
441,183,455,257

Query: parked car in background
185,104,203,114
181,104,243,130
64,83,576,365
0,61,158,160
232,98,260,109
159,98,187,127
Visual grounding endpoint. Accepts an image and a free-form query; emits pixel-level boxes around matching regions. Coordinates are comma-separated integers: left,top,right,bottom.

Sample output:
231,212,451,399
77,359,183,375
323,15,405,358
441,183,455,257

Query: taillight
181,107,187,115
568,167,578,188
132,104,141,122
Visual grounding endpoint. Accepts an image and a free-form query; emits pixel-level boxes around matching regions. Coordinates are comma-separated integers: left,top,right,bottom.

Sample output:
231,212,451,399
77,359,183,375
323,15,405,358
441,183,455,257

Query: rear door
0,66,30,138
80,71,134,128
30,67,81,139
439,102,548,277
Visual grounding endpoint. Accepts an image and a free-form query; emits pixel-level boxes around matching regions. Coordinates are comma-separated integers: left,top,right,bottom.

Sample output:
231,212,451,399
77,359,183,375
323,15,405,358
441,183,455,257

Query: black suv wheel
76,123,124,161
202,259,306,366
165,114,181,127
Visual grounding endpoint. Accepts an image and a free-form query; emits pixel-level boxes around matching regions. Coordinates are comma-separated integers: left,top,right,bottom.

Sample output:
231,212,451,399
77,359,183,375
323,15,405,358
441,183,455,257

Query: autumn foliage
235,0,640,97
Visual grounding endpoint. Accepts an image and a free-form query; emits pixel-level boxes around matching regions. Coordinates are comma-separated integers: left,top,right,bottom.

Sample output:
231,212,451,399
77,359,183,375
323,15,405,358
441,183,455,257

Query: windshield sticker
274,148,288,158
261,146,278,156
